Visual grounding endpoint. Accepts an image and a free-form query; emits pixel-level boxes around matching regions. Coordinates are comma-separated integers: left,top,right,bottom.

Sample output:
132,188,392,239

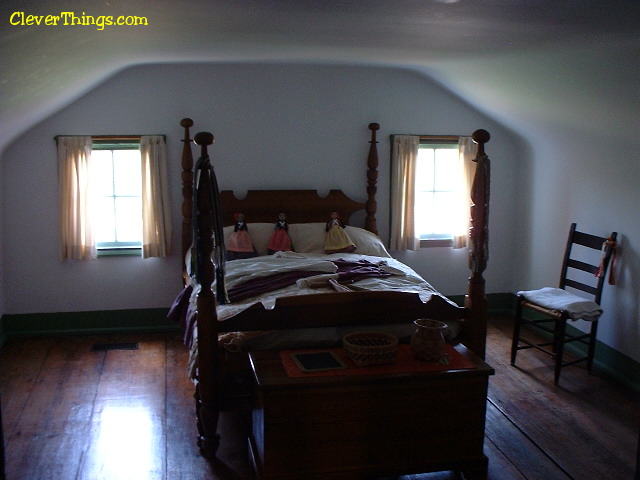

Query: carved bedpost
180,118,194,285
464,129,491,359
365,123,379,235
192,131,221,458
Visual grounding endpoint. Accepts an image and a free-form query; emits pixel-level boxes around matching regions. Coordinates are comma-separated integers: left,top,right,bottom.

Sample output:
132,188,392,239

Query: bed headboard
218,189,365,227
179,119,380,281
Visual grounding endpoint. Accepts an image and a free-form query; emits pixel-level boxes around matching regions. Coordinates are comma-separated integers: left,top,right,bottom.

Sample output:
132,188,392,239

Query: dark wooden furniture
636,426,640,480
178,119,492,459
249,346,494,480
0,395,5,480
511,223,617,384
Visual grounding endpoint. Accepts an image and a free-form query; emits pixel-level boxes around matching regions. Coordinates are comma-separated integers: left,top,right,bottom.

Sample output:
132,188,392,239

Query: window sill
97,248,141,257
419,239,453,248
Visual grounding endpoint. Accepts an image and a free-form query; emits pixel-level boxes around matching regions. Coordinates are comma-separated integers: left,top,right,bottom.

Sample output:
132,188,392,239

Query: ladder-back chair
511,223,617,384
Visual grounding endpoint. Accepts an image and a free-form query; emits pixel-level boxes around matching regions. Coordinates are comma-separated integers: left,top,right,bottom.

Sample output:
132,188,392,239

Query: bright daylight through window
414,142,459,243
91,146,142,251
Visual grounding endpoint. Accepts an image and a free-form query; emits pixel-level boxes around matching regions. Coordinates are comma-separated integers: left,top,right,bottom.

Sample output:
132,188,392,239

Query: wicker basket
342,331,399,367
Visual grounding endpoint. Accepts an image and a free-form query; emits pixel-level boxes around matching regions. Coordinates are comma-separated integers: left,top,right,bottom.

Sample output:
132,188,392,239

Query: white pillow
288,223,326,253
288,223,390,257
344,226,390,257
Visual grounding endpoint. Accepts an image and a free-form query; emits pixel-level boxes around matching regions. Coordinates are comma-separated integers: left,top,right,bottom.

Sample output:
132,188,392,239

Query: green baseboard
0,308,178,340
0,294,509,342
0,325,6,350
563,323,640,393
1,294,637,393
448,292,516,316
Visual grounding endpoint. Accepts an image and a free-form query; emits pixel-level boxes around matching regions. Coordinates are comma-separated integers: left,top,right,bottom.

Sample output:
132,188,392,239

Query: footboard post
464,129,490,360
193,132,222,458
180,118,194,285
366,122,380,235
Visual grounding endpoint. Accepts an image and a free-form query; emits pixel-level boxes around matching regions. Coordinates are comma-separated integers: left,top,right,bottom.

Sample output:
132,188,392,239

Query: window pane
415,143,458,239
434,148,458,192
113,150,141,196
92,146,142,248
115,197,142,242
416,148,434,191
431,191,456,233
414,191,433,235
95,197,116,242
92,150,114,196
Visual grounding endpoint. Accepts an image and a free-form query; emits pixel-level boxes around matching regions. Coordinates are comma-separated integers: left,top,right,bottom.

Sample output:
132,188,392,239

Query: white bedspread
209,252,443,321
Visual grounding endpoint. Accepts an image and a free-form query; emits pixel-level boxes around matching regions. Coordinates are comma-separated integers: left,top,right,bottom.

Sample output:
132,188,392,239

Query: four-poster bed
172,118,493,479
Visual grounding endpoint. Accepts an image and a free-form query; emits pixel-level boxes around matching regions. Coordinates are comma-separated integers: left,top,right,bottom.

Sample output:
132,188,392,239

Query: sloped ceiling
1,0,638,153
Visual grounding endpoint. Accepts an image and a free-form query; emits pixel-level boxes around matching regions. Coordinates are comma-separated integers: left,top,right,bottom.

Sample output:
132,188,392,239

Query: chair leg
553,316,567,385
587,320,599,371
511,299,524,366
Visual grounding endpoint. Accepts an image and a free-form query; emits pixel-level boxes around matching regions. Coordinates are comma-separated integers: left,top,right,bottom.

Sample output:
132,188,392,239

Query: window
390,134,475,251
92,142,142,254
415,139,459,246
58,134,170,261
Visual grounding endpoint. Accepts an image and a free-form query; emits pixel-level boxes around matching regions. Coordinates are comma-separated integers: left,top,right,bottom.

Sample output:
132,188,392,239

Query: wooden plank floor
0,317,638,480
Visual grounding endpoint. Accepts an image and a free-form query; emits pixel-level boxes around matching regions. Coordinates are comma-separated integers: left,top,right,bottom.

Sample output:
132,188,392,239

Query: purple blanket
227,258,392,302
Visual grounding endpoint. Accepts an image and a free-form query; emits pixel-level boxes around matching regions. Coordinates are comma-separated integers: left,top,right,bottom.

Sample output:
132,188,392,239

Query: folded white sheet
517,287,603,322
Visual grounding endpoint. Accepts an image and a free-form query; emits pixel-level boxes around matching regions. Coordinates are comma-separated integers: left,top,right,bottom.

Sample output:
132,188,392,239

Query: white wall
1,61,637,364
426,39,640,364
514,124,640,363
0,62,515,317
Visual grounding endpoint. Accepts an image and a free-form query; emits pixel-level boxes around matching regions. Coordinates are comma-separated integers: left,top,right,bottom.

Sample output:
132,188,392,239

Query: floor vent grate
91,342,139,352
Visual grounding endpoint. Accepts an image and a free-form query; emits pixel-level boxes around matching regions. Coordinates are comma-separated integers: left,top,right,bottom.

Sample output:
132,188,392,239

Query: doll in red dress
226,213,257,260
267,212,293,254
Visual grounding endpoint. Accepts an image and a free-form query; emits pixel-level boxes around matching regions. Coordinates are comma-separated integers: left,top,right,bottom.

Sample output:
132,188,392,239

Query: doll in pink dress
226,213,257,260
267,212,293,254
324,211,356,254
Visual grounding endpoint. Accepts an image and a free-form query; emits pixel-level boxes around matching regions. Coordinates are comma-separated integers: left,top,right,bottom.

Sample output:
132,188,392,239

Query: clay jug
410,318,447,361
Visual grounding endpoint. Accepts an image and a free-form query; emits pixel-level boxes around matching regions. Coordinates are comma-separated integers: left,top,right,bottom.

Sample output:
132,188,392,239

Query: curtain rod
54,134,166,144
389,134,462,141
419,135,460,142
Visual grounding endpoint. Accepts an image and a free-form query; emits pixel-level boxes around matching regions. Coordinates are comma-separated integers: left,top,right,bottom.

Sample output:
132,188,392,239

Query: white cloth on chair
517,287,603,322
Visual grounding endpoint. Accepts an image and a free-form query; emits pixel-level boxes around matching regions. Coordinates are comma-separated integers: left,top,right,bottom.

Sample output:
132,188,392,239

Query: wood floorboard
486,316,639,480
1,318,638,480
484,400,568,480
5,336,105,480
0,337,55,435
76,334,168,480
164,333,218,480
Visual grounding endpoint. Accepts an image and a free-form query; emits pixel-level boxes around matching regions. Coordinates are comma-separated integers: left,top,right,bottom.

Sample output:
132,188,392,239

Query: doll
324,211,356,254
267,212,293,254
226,213,257,260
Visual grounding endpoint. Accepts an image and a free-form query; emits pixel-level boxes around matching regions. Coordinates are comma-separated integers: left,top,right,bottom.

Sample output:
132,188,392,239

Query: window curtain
140,136,172,258
58,136,97,260
452,136,478,249
390,135,420,251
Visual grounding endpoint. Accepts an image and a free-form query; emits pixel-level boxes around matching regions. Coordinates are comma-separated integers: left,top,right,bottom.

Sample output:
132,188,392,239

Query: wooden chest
248,344,494,480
